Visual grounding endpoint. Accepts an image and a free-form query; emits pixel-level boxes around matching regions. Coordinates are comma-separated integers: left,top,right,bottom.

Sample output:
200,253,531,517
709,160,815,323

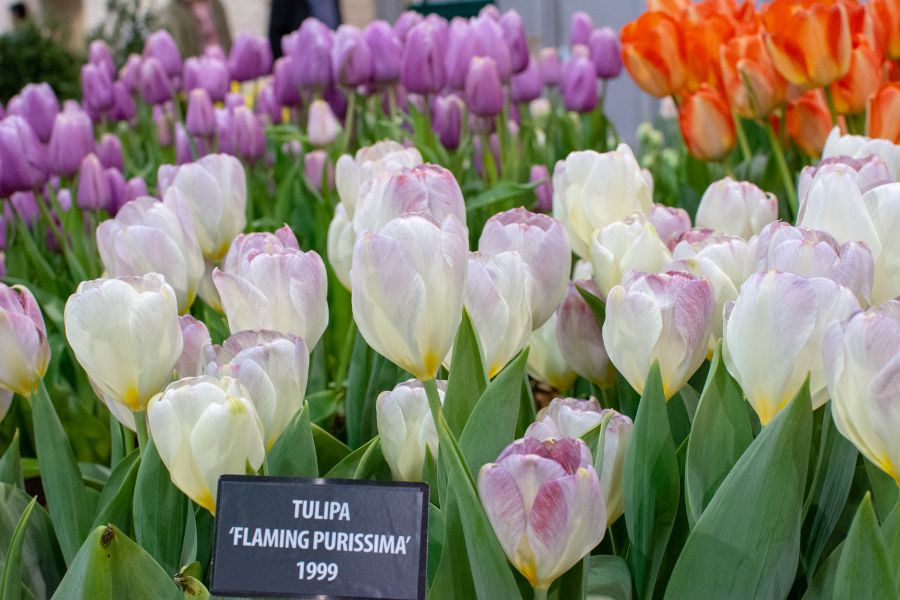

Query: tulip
351,215,467,380
678,85,736,161
304,149,332,192
464,56,504,119
120,54,142,92
107,82,137,123
471,15,511,81
327,203,354,290
720,34,788,119
186,88,215,138
648,204,691,250
96,133,124,172
162,153,247,261
77,154,111,211
555,281,614,388
394,11,423,42
139,57,173,105
527,314,578,392
65,274,182,411
525,399,632,526
0,115,47,196
444,18,476,90
825,302,900,483
797,155,891,206
872,0,900,59
402,22,446,95
0,283,50,396
273,57,302,107
786,90,835,159
8,191,37,227
105,167,130,215
570,11,593,46
126,177,147,203
500,10,529,75
589,28,622,79
432,94,464,150
723,271,859,424
620,11,686,98
553,145,653,259
81,63,114,115
148,375,265,513
335,141,423,218
364,20,402,84
214,226,329,348
530,164,552,212
19,83,58,143
376,379,445,481
830,37,882,116
174,315,211,379
822,127,900,180
426,14,449,56
538,48,561,88
88,39,116,78
154,104,173,147
228,33,272,82
190,56,230,102
144,30,182,78
307,99,342,147
562,56,598,113
604,271,714,399
232,106,265,163
590,215,673,297
46,109,93,178
207,331,309,449
96,197,205,312
479,437,605,590
511,57,542,104
286,19,333,90
867,83,900,144
174,123,192,165
762,0,851,88
331,25,373,88
695,177,777,240
255,85,281,125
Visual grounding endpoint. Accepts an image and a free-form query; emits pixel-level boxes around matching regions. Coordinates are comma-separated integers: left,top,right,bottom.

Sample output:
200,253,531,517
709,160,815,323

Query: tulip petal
479,462,529,563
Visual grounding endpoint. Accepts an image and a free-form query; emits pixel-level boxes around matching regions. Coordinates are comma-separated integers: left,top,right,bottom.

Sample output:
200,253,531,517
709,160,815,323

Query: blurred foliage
87,0,158,68
0,24,80,103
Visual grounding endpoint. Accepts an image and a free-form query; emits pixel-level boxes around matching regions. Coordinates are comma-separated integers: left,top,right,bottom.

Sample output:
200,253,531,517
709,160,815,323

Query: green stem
763,120,798,220
340,92,357,155
481,133,499,185
333,320,358,392
732,110,752,163
823,87,839,127
134,409,149,451
533,587,549,600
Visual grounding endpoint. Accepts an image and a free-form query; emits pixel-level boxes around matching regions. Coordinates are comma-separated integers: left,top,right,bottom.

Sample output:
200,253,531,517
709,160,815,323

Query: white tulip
554,280,614,388
335,140,423,218
307,99,342,147
376,379,445,481
695,177,777,240
527,313,578,392
327,202,355,290
590,215,673,297
822,126,900,181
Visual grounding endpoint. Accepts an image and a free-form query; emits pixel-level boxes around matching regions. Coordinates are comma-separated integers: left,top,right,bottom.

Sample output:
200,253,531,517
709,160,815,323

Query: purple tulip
471,15,512,81
304,149,333,192
537,47,561,87
96,133,124,171
81,63,114,114
648,204,692,249
332,25,374,88
401,22,446,95
228,33,273,82
364,20,402,84
76,153,111,210
184,56,229,101
0,116,47,196
205,45,226,62
273,57,302,107
108,81,137,122
255,84,282,125
589,28,622,79
500,10,529,75
530,164,552,212
9,191,39,226
225,92,245,110
445,18,476,90
119,54,142,93
232,106,265,163
393,11,423,43
139,57,173,105
433,94,464,150
88,40,116,78
562,56,598,113
288,18,333,90
479,4,501,20
5,95,21,116
215,108,233,155
570,11,593,46
175,123,193,165
126,176,148,202
19,83,59,143
144,30,182,78
511,57,541,104
106,167,129,215
465,56,504,118
182,57,201,92
186,88,216,138
153,104,173,147
426,14,449,54
48,108,94,177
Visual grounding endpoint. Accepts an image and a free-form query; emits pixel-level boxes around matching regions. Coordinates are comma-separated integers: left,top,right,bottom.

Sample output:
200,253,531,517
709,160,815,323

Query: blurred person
9,2,29,28
268,0,341,59
162,0,232,57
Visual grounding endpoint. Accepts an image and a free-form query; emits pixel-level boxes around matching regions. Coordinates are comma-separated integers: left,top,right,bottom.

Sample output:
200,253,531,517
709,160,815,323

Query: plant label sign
210,476,428,599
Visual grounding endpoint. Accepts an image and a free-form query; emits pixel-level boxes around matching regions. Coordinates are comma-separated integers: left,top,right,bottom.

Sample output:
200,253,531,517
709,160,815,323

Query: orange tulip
786,90,833,157
762,0,852,88
830,36,884,115
647,0,688,16
678,84,737,160
867,82,900,143
621,12,687,98
721,34,788,118
842,0,888,58
872,0,900,59
683,15,736,92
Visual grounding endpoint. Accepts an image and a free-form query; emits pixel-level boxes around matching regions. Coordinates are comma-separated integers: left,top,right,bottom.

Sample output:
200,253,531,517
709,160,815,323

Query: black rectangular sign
210,476,428,599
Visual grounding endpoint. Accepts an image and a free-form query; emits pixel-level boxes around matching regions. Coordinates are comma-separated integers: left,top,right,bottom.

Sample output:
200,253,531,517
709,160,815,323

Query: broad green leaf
311,424,351,474
51,525,180,599
458,349,528,474
426,504,444,589
864,459,898,522
576,285,605,327
266,402,318,477
585,555,632,600
0,496,37,600
833,495,896,599
134,439,188,576
90,450,140,533
345,336,406,448
176,575,208,600
801,403,857,575
30,383,96,565
325,436,381,479
623,363,679,599
685,346,752,527
664,381,813,599
557,556,587,600
428,491,477,600
444,311,488,436
0,431,24,490
464,181,538,213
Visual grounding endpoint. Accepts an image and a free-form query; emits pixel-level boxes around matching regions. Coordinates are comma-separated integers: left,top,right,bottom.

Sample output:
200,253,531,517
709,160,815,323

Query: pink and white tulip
0,284,50,396
307,99,342,147
335,140,423,219
822,127,900,180
376,379,445,481
174,315,211,379
797,154,891,205
554,281,614,388
695,177,777,240
527,313,578,392
648,204,691,250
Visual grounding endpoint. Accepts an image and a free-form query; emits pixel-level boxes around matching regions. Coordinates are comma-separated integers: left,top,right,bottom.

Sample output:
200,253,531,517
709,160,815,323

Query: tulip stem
732,110,752,163
823,87,839,127
134,410,149,451
334,320,357,392
763,120,798,220
533,587,548,600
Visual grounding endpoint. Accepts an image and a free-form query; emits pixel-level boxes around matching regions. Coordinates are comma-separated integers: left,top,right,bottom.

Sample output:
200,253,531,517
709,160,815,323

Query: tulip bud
273,57,302,107
465,57,504,118
144,30,182,78
232,106,266,163
867,82,900,144
139,57,173,105
376,379,445,481
678,85,736,161
0,115,48,196
0,283,50,396
105,167,129,216
193,56,230,102
605,271,714,398
590,215,673,297
48,109,94,177
394,11,423,43
88,39,116,78
552,145,653,259
470,15,511,81
186,88,216,138
538,48,561,87
830,37,882,116
175,315,211,379
304,149,332,192
335,141,423,218
287,19,333,90
332,25,374,88
174,124,192,165
148,375,265,513
724,271,859,424
511,57,542,104
500,10,529,75
444,18,475,90
695,177,777,240
126,176,147,202
81,63,114,115
621,12,687,97
120,54,142,93
479,437,605,590
163,153,247,261
8,191,38,227
825,302,900,483
19,83,59,143
352,215,467,380
648,204,691,250
432,94,464,150
786,90,832,158
77,154,111,211
364,20,402,84
822,127,900,180
327,203,354,290
207,331,309,449
65,274,183,411
530,164,552,212
96,133,124,171
555,280,614,386
96,197,205,312
527,313,578,392
589,28,622,79
562,56,598,113
570,11,593,46
402,22,446,94
228,33,272,82
307,99,342,147
720,34,787,120
154,104,173,147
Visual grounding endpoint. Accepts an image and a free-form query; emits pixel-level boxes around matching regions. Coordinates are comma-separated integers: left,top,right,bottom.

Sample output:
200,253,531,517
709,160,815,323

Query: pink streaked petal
478,463,528,562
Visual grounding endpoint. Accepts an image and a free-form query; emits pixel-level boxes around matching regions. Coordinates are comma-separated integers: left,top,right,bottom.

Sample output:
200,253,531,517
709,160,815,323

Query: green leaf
0,496,37,600
30,383,96,565
51,525,181,599
325,436,380,479
864,459,899,522
664,381,813,599
428,491,476,600
458,349,528,474
311,424,351,474
345,335,405,448
0,431,24,490
685,345,752,527
585,555,632,600
444,311,489,436
90,449,140,533
557,556,587,600
576,285,605,327
801,403,857,575
623,363,680,599
464,181,538,213
134,439,188,575
833,495,896,599
266,402,318,477
426,504,444,589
